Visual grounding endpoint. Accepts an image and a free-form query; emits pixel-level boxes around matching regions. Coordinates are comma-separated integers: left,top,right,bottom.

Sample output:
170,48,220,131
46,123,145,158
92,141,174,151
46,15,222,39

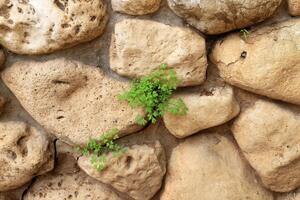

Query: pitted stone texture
23,143,123,200
211,19,300,105
112,0,161,15
2,59,145,146
160,132,274,200
0,0,108,55
78,141,166,200
167,0,282,35
232,93,300,192
110,19,207,87
288,0,300,16
0,121,54,192
163,73,240,138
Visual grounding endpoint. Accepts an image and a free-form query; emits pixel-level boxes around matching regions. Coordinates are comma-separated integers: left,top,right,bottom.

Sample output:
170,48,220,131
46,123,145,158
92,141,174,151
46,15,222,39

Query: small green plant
240,28,250,40
118,64,188,125
79,128,126,171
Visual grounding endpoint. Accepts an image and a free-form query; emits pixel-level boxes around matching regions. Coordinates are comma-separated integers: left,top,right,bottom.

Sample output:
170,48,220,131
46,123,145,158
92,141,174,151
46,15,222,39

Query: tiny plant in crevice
118,64,188,126
240,28,250,40
78,128,126,171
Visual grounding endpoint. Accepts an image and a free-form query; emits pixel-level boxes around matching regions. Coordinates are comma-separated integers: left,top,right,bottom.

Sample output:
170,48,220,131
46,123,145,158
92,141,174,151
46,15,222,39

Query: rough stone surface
112,0,161,15
232,91,300,192
78,141,166,200
160,131,274,200
0,50,5,67
0,0,108,55
288,0,300,16
211,18,300,105
23,141,123,200
110,19,207,87
163,68,240,138
167,0,282,35
277,188,300,200
0,121,54,192
1,59,145,146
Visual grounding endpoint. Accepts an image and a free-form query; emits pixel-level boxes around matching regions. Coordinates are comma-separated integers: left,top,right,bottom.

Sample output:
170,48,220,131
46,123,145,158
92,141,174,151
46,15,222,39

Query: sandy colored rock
78,141,166,200
277,188,300,200
110,19,207,87
288,0,300,16
1,59,145,146
211,19,300,105
163,70,240,138
160,132,274,200
232,93,300,192
112,0,161,15
167,0,282,35
0,121,54,192
23,142,123,200
0,0,108,55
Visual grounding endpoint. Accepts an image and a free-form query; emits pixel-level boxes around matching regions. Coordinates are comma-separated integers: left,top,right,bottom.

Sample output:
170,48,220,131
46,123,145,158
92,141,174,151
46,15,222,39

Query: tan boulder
0,0,108,55
78,141,166,200
232,92,300,192
160,131,274,200
110,19,207,87
211,19,300,105
277,188,300,200
163,71,240,138
0,121,54,192
23,141,123,200
112,0,161,15
1,59,145,146
167,0,282,35
288,0,300,16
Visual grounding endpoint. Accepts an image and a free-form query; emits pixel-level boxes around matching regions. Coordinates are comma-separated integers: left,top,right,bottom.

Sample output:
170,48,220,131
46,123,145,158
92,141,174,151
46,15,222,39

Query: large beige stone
167,0,282,35
2,59,145,146
78,141,166,200
232,92,300,192
163,70,240,138
23,142,123,200
211,19,300,105
110,19,207,87
0,121,54,192
288,0,300,16
112,0,161,15
0,0,108,55
160,131,274,200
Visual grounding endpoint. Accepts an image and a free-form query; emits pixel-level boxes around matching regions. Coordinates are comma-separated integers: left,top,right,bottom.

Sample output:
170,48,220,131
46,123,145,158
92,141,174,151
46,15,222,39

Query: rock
78,141,166,200
110,19,207,87
231,92,300,192
2,59,145,146
167,0,282,35
23,142,123,200
0,96,6,115
277,188,300,200
0,121,54,192
112,0,161,15
210,19,300,105
160,131,274,200
163,68,240,138
288,0,300,16
0,0,108,55
0,50,5,67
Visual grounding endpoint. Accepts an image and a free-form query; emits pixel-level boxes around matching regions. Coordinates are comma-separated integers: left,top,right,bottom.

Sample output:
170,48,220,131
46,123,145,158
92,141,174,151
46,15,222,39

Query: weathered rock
112,0,161,15
0,50,5,67
163,70,240,138
232,92,300,192
0,121,54,192
78,141,166,200
160,132,274,200
211,19,300,105
277,188,300,200
2,59,145,146
288,0,300,16
23,142,123,200
0,96,6,115
0,0,108,55
167,0,282,35
110,19,207,87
